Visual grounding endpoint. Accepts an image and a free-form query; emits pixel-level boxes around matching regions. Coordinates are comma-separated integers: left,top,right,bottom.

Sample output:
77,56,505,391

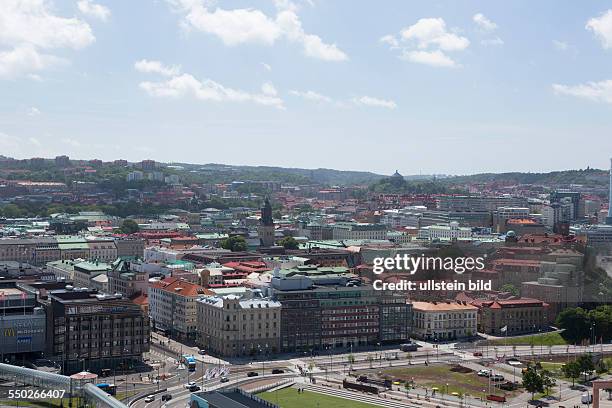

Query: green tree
0,204,25,218
220,235,248,252
278,236,299,250
576,353,595,382
500,283,519,296
522,366,544,400
541,370,556,396
556,307,591,343
120,219,140,234
562,361,581,386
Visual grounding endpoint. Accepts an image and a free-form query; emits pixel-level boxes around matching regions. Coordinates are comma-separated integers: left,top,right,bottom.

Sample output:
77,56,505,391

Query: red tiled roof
149,277,212,297
130,293,148,305
492,258,541,267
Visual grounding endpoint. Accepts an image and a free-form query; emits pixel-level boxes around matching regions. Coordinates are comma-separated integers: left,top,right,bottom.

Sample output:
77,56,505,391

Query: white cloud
290,90,396,109
138,72,285,109
481,36,504,46
289,89,333,103
0,45,65,79
134,59,181,76
261,81,278,96
0,0,94,79
352,96,397,109
0,131,46,154
261,62,272,71
382,18,468,68
167,0,347,61
400,18,469,51
62,137,82,147
553,40,568,51
473,13,497,32
78,0,111,22
553,80,612,104
28,107,41,116
0,1,94,50
473,13,503,46
379,35,399,48
401,50,457,67
586,10,612,49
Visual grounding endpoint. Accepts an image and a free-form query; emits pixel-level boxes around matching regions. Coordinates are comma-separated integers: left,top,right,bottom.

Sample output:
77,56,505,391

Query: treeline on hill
181,163,384,185
368,177,463,194
445,168,609,186
0,196,277,219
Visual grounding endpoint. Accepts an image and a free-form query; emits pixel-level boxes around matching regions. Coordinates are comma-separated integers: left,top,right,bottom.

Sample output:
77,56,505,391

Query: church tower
258,197,275,247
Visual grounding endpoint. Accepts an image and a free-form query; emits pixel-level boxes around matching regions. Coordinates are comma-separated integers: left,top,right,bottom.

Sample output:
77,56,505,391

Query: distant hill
172,163,386,185
442,168,609,187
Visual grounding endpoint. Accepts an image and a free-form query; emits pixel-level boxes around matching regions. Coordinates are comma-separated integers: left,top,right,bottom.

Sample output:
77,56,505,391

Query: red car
473,352,483,357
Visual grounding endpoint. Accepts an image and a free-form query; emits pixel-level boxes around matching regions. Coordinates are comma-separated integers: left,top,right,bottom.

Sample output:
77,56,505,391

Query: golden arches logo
3,328,15,337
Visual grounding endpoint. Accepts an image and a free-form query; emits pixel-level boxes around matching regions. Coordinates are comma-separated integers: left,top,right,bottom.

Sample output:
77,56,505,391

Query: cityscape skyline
2,1,612,174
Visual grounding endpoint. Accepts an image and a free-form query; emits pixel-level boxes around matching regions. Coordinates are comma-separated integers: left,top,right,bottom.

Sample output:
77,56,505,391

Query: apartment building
149,277,212,340
438,196,528,212
417,222,472,241
269,268,412,351
196,291,281,357
472,298,548,336
411,301,478,341
32,286,150,374
108,259,149,297
332,222,387,241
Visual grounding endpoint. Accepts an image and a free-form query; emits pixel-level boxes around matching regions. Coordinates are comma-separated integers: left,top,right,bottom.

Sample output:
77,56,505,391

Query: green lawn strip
489,332,567,346
257,388,380,408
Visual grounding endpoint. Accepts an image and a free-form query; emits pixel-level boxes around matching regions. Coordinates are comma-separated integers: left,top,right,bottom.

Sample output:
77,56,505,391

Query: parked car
220,376,229,383
490,374,505,382
184,381,197,389
271,369,284,374
144,395,155,403
198,349,206,355
247,371,259,377
473,351,483,357
188,384,201,392
477,369,490,377
581,394,592,404
161,394,172,402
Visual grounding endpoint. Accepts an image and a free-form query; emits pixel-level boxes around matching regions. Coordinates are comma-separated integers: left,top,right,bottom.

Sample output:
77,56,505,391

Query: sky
1,0,612,176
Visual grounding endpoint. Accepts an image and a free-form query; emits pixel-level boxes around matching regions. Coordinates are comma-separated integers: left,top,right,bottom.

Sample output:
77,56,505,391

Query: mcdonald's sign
3,328,15,337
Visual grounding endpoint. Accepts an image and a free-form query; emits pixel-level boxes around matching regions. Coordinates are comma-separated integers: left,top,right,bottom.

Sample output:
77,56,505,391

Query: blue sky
1,0,612,175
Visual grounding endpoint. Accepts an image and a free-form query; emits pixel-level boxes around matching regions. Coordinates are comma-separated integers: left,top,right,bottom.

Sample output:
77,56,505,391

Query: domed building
389,170,404,188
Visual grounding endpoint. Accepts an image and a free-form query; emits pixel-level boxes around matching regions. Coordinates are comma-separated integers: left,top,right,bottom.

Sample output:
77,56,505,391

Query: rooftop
412,301,478,311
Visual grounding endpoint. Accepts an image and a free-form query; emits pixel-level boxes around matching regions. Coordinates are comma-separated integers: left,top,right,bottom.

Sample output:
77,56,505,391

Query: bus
96,383,117,395
181,355,197,372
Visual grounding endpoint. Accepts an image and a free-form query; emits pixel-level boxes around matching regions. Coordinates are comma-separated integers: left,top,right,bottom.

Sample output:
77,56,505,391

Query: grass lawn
489,332,567,346
382,365,510,398
257,388,380,408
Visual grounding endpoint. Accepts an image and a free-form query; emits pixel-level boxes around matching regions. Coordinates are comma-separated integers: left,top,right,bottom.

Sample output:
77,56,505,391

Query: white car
477,369,490,377
184,381,197,389
144,395,155,403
